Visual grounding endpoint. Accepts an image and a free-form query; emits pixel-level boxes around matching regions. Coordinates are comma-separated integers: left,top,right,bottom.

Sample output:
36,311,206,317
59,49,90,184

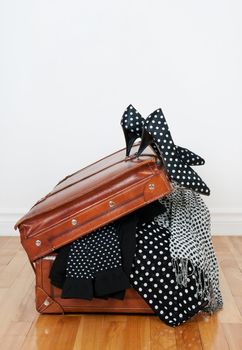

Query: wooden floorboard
0,236,241,350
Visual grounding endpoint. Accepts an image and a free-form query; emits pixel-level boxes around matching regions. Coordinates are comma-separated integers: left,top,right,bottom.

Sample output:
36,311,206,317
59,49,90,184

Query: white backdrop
1,0,242,235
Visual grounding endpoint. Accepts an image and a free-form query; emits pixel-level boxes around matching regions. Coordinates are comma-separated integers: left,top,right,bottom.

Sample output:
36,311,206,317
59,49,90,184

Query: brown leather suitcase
15,144,172,314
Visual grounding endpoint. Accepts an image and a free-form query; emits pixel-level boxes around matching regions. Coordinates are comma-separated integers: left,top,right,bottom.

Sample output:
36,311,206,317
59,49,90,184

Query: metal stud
35,240,41,247
109,200,115,208
71,218,77,226
148,183,155,190
44,299,50,306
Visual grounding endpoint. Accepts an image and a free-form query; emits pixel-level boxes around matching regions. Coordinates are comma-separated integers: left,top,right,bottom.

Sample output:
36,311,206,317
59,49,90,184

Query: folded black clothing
48,199,208,327
49,197,211,327
49,243,72,289
49,221,130,299
49,201,166,300
60,267,129,300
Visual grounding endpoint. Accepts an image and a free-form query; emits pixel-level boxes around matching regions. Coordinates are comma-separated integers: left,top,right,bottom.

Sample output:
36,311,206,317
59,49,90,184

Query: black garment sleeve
118,201,166,277
48,243,72,289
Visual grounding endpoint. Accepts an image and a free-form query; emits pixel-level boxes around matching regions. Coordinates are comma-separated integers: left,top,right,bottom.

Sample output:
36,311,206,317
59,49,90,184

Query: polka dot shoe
121,104,205,166
136,108,210,196
121,105,144,156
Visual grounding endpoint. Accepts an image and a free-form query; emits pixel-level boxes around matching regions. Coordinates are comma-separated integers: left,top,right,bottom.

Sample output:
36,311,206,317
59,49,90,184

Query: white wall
1,0,242,235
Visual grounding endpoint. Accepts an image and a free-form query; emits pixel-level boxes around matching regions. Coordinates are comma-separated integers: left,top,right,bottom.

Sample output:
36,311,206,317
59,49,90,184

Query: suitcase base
35,254,154,315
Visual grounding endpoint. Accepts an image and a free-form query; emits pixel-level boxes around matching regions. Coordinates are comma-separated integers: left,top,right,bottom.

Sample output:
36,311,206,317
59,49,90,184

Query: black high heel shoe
121,105,205,165
121,106,144,157
136,108,210,196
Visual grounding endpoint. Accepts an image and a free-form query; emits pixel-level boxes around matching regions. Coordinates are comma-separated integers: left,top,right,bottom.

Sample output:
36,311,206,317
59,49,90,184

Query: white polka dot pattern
155,184,223,313
66,223,122,279
121,104,205,166
130,221,207,327
120,104,144,136
142,109,210,195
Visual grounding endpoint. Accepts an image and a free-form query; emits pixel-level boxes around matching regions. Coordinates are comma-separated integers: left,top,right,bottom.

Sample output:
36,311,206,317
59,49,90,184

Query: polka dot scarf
155,183,223,313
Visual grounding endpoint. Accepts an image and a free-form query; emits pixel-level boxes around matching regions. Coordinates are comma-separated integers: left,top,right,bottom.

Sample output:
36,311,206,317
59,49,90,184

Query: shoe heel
122,127,138,157
136,129,154,157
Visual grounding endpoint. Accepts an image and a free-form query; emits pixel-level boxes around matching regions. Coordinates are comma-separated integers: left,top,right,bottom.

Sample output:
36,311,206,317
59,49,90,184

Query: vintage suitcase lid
15,144,172,261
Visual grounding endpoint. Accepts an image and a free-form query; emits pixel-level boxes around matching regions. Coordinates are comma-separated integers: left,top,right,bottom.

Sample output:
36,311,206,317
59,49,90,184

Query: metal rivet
44,299,50,306
71,218,77,226
35,240,41,247
149,183,155,190
109,200,115,208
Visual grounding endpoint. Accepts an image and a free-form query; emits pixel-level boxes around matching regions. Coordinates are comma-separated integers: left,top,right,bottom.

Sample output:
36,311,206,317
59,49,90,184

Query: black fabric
48,200,208,327
61,277,94,299
94,267,130,297
60,267,130,300
129,220,209,327
118,201,166,276
49,201,164,300
49,243,72,289
50,221,131,300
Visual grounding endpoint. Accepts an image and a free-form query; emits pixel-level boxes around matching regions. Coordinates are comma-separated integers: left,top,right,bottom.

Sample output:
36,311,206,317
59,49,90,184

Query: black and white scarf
155,184,223,313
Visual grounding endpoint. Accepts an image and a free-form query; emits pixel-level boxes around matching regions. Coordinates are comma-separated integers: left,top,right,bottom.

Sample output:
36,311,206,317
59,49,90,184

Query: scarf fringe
157,186,223,314
171,257,223,313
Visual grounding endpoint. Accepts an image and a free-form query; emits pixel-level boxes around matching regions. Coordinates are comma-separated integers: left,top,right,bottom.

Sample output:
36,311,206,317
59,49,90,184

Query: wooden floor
0,236,242,350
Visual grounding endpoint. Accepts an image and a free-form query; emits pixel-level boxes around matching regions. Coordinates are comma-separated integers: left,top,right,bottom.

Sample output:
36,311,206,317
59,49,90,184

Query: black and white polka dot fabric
156,185,223,313
143,109,210,195
129,221,208,327
48,197,223,326
121,104,205,166
120,104,144,136
67,223,121,278
177,146,205,166
61,223,130,299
